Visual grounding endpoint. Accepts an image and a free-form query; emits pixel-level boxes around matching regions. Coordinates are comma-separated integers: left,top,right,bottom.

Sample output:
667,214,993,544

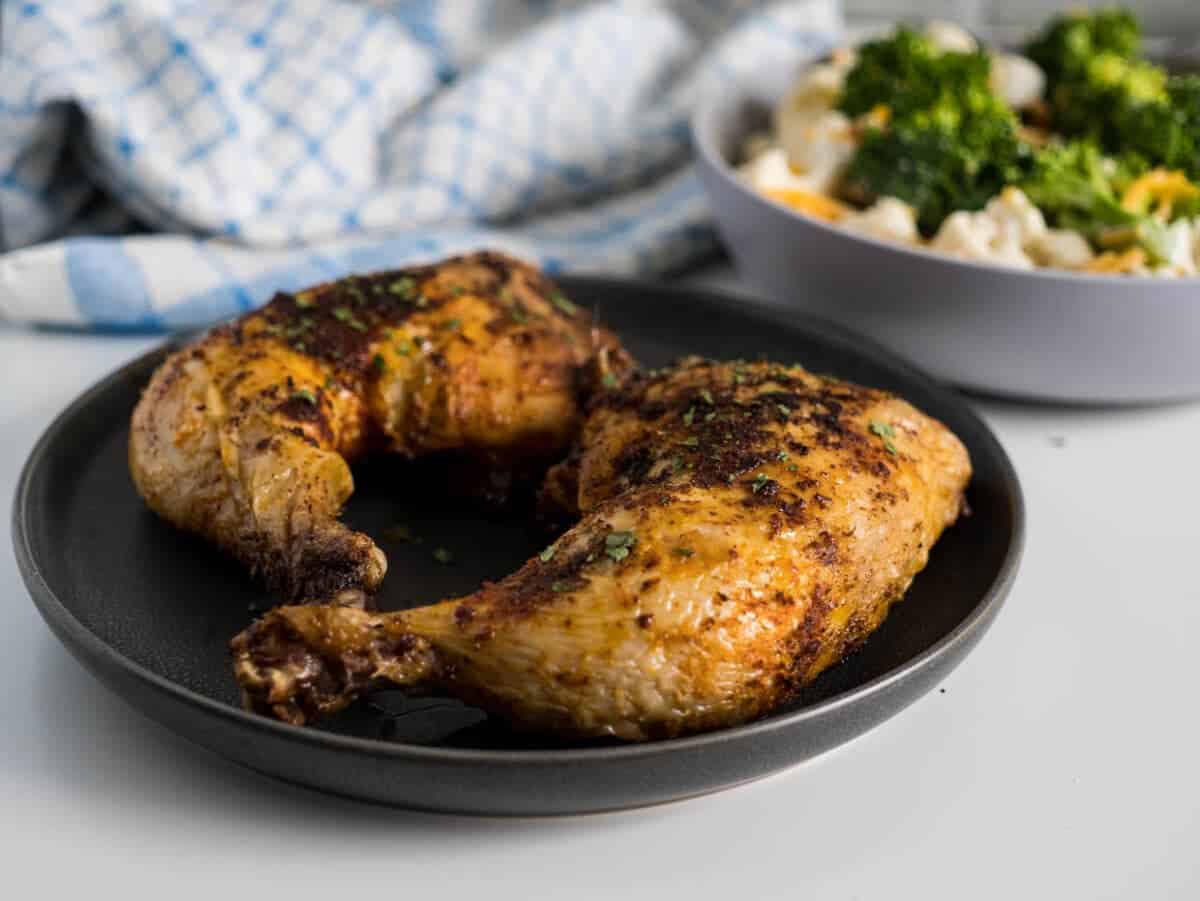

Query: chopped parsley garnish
325,376,337,388
776,404,791,418
372,353,386,373
699,389,714,405
551,580,573,593
605,529,636,562
415,296,429,308
733,373,746,385
671,455,684,473
450,285,466,296
389,277,415,298
751,473,771,493
776,450,789,461
443,318,462,331
601,371,619,389
673,547,694,558
432,547,454,565
704,411,717,422
395,340,412,356
510,306,529,325
382,524,418,543
682,437,699,447
332,306,367,331
551,291,578,315
682,406,695,426
869,420,898,455
539,544,557,563
290,389,317,405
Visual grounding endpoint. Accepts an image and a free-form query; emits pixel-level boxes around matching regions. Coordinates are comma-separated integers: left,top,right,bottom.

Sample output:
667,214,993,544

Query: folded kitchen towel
0,0,839,329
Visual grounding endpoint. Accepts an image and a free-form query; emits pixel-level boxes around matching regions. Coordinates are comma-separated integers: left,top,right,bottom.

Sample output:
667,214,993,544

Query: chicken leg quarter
233,358,971,740
129,252,628,603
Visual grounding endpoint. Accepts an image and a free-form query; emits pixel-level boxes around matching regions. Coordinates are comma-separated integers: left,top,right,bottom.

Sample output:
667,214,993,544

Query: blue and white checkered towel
0,0,839,329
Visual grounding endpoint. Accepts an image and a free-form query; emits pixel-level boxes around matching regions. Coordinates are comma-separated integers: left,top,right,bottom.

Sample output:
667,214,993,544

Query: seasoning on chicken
129,252,630,604
232,358,971,740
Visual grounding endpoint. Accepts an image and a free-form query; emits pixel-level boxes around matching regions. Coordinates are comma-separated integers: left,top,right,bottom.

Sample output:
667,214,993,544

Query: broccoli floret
841,112,1027,235
838,27,938,118
1024,8,1141,88
835,26,1028,233
1114,76,1200,179
838,27,996,125
1024,8,1194,171
1016,140,1134,236
1017,139,1196,265
1170,196,1200,222
1090,8,1142,60
1051,52,1166,143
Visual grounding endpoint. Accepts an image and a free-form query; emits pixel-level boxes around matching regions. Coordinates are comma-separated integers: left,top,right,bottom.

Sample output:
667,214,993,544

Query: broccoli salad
739,9,1200,277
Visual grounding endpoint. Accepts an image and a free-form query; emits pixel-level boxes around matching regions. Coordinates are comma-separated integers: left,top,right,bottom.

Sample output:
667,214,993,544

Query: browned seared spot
806,531,839,566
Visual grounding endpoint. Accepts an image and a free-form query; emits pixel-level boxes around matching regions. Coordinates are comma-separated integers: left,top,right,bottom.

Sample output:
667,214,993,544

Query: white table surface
2,267,1197,899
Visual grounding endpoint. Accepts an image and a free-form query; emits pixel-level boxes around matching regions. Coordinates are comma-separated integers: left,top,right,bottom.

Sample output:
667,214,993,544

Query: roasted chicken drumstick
130,252,627,603
232,358,971,740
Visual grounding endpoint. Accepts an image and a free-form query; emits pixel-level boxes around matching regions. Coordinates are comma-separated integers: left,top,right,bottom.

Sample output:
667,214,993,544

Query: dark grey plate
13,277,1023,815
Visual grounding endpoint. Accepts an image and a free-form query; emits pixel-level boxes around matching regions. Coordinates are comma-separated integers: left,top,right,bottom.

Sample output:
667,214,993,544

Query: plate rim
12,274,1026,765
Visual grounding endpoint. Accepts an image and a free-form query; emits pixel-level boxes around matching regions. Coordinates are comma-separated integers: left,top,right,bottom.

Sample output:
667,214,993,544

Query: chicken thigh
130,252,628,603
232,358,971,740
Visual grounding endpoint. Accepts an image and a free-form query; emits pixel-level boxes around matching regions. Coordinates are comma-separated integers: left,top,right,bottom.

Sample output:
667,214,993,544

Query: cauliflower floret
1029,229,1095,269
924,20,978,54
989,53,1046,109
738,146,829,194
774,60,847,126
741,131,774,161
773,53,858,192
776,110,855,192
841,197,920,244
1155,220,1197,276
985,187,1048,245
1112,221,1197,277
930,211,1034,269
929,188,1055,268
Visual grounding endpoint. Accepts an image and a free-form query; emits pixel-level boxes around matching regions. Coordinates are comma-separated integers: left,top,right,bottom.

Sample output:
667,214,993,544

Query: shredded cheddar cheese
763,188,851,221
1121,169,1200,221
860,104,891,131
1085,248,1147,274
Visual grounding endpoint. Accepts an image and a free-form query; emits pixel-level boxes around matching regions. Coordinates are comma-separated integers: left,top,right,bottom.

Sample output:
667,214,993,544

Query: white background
2,266,1197,898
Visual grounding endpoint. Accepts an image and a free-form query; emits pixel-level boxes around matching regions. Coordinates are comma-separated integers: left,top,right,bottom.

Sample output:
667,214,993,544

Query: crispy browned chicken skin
129,252,629,603
232,358,971,740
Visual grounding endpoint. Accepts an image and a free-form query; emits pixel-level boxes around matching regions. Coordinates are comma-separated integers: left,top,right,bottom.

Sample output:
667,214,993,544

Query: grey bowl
691,74,1200,405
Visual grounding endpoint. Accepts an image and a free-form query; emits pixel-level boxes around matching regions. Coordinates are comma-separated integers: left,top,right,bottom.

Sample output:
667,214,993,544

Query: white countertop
2,268,1198,899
